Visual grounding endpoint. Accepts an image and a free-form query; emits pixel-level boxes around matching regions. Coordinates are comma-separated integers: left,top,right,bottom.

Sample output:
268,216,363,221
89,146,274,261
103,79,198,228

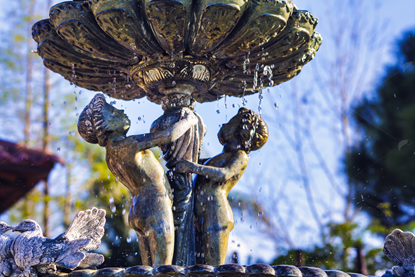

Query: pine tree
347,32,415,231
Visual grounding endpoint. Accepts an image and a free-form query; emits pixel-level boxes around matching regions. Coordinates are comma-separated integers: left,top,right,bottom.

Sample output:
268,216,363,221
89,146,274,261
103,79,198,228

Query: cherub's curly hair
220,108,268,152
77,93,110,146
238,108,268,152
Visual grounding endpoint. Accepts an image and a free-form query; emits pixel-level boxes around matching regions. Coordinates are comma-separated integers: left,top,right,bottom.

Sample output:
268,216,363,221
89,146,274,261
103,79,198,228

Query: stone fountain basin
31,0,321,104
48,264,367,277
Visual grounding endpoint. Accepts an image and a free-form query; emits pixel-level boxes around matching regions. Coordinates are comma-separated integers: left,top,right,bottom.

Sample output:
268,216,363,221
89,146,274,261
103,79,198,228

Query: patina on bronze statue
78,93,199,266
176,108,269,265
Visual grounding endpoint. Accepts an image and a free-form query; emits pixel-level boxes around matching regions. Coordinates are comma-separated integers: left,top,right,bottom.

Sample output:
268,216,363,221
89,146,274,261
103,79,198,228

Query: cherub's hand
175,160,194,173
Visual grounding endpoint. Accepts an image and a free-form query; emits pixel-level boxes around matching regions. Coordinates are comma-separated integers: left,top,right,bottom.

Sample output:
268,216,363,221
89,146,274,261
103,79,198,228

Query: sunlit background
1,0,415,275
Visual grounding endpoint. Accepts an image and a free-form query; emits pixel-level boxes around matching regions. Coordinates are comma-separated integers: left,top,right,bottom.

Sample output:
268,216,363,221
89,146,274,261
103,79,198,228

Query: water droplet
122,209,126,215
110,206,116,213
172,80,176,85
170,51,175,68
57,147,60,152
109,197,114,204
216,110,220,114
125,83,132,89
274,103,278,109
127,237,132,243
69,131,75,136
258,212,263,217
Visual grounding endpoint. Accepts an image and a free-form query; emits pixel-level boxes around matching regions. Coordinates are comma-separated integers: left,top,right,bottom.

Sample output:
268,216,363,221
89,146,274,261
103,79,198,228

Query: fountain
0,0,407,276
30,0,321,266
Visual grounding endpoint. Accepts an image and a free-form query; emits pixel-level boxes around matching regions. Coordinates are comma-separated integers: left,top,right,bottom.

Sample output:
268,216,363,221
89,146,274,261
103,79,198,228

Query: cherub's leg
203,224,231,265
147,220,175,265
137,232,152,266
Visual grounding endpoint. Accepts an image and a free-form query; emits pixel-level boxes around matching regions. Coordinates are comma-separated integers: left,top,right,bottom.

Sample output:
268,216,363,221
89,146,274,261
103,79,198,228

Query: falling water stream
70,64,76,85
170,51,175,68
113,71,117,94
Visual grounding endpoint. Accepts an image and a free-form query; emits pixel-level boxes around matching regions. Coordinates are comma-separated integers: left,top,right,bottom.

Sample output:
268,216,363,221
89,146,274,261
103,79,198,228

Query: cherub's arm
175,152,248,182
130,109,197,151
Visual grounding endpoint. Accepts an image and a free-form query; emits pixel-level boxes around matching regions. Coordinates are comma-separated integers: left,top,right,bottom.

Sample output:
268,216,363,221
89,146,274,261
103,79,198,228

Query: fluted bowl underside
32,0,322,104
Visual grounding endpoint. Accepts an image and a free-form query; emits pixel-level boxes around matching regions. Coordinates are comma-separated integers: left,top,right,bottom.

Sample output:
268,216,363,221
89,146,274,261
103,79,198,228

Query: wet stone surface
41,265,368,277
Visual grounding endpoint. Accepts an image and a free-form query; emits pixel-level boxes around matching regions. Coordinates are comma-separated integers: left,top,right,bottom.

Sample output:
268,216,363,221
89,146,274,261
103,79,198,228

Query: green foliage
346,31,415,230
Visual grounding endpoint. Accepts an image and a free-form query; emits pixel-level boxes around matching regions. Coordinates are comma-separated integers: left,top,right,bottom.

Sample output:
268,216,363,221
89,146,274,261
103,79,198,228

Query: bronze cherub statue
176,108,269,265
78,93,198,266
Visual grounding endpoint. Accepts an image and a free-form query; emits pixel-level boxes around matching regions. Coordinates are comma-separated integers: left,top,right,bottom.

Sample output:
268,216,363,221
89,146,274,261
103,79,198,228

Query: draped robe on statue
151,107,206,266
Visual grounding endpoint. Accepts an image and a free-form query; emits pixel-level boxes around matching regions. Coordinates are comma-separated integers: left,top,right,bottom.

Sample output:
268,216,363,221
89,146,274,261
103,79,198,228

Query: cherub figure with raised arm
78,93,197,266
175,108,269,265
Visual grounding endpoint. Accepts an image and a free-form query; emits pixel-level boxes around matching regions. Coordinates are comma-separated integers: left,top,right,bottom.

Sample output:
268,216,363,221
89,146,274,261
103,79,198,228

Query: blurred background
1,0,415,276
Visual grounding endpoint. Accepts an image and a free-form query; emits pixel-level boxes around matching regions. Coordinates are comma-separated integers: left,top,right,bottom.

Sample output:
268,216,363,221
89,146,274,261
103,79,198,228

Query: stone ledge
42,264,374,277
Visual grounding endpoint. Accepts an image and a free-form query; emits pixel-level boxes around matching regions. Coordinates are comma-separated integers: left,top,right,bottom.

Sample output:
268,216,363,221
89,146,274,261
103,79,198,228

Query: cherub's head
78,93,131,146
218,108,268,153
